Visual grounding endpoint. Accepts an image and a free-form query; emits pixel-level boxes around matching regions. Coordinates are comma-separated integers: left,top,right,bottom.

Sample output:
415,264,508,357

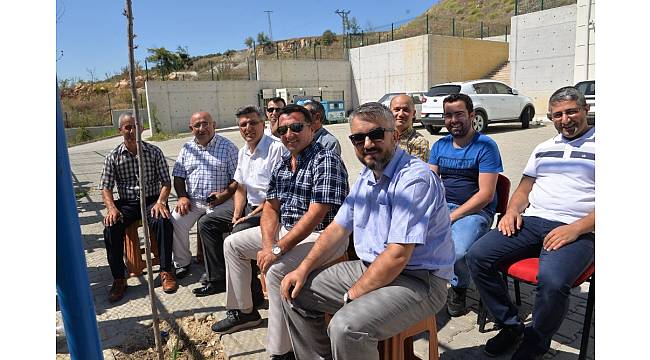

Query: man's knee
266,262,287,287
537,268,572,297
328,313,363,344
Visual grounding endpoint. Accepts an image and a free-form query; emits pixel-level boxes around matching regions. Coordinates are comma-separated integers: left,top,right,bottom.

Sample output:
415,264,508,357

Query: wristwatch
343,291,353,304
271,243,282,256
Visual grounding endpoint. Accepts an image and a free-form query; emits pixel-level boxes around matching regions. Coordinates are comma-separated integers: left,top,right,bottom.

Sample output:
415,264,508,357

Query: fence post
276,42,279,59
391,23,394,41
541,0,544,11
144,59,149,81
505,25,509,42
487,26,490,37
361,30,364,46
481,21,484,39
107,93,113,126
313,42,316,60
515,0,519,15
247,57,251,80
319,45,322,59
210,60,214,81
426,14,429,34
452,18,456,36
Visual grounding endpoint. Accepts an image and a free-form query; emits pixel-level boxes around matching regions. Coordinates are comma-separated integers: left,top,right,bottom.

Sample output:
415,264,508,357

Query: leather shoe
160,271,178,293
193,282,225,297
199,272,209,286
108,279,127,303
175,265,190,279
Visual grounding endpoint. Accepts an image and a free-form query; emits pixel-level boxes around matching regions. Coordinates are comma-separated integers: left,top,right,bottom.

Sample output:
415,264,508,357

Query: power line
264,10,274,42
335,9,351,36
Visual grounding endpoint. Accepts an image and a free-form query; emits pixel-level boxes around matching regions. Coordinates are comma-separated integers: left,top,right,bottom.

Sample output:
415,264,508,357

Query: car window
411,94,422,104
473,82,496,94
425,85,461,97
378,93,398,103
493,82,513,95
576,81,595,96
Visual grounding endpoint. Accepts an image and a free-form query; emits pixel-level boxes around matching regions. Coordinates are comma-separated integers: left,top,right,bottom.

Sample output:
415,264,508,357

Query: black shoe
193,282,226,297
271,351,296,360
484,323,524,357
253,290,265,309
175,265,190,279
511,342,545,360
446,286,468,317
199,273,209,286
211,309,262,334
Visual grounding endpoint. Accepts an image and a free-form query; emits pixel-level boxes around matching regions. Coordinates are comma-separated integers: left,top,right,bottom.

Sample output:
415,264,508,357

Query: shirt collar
554,126,595,144
194,134,218,149
119,141,150,155
360,147,406,183
247,134,271,155
399,126,415,140
282,141,322,166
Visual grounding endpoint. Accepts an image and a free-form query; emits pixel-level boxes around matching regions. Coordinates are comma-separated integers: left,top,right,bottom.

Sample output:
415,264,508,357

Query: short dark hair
267,97,286,107
302,100,325,120
548,86,587,109
278,104,313,124
235,105,262,118
443,93,474,113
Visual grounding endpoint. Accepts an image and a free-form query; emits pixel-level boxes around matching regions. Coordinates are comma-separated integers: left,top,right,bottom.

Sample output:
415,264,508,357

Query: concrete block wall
510,4,578,114
574,0,595,83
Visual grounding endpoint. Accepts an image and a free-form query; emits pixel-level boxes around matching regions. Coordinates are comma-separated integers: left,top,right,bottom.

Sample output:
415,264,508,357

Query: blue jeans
448,203,493,288
466,216,595,353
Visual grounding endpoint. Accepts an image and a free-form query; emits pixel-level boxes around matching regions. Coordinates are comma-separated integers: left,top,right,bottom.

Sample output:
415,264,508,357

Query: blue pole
56,83,103,360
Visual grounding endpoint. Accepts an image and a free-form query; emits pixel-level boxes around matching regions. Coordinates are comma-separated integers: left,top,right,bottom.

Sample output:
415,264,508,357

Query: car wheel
425,125,442,135
473,111,488,133
520,107,532,129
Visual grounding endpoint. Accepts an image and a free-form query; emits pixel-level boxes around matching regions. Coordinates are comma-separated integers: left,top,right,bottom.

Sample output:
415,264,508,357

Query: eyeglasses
277,122,307,135
121,124,136,131
191,121,212,130
238,120,261,128
547,108,582,121
348,127,394,146
266,107,282,113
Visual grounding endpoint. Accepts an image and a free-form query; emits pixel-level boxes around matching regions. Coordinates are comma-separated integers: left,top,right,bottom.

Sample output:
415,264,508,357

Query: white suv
420,80,535,134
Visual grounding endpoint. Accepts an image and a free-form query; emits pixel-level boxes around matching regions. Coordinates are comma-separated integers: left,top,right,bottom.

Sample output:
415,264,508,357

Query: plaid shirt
99,141,171,200
172,134,238,201
267,141,349,231
398,126,430,162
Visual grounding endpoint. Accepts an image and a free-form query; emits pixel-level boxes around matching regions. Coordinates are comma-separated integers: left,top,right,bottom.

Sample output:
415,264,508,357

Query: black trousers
198,203,262,294
103,196,173,279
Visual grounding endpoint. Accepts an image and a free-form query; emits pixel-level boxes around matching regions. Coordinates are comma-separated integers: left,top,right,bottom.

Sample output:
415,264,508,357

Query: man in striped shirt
99,113,176,303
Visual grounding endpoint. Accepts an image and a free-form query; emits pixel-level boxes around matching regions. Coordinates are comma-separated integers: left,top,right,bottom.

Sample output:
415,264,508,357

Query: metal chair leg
514,279,521,306
578,275,595,360
477,299,487,333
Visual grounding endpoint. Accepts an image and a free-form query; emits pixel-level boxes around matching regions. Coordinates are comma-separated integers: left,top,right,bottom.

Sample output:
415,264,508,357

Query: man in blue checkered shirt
211,105,349,360
169,111,238,279
100,113,177,303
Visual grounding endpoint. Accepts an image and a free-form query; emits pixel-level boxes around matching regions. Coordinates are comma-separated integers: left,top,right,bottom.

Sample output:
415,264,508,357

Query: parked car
378,91,426,125
420,80,535,134
575,80,595,125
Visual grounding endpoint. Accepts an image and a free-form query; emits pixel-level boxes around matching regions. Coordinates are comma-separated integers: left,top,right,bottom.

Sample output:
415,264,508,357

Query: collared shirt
523,127,595,225
233,134,286,206
172,134,238,201
334,148,455,278
266,141,349,231
313,127,342,155
99,141,171,201
398,126,430,162
264,126,281,142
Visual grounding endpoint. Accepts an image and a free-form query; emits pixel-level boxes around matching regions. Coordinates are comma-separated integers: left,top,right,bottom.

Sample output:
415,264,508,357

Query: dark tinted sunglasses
348,127,394,146
266,107,282,113
277,122,307,135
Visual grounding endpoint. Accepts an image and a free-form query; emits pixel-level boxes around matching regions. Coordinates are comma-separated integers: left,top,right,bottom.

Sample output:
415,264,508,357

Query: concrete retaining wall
510,4,578,113
65,125,115,141
573,0,595,83
111,109,148,128
349,34,508,106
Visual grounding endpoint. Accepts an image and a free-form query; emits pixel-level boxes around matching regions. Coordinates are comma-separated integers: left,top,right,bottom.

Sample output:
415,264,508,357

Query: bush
321,30,336,46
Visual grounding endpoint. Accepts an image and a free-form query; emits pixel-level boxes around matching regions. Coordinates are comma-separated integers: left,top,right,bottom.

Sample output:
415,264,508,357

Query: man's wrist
343,291,353,304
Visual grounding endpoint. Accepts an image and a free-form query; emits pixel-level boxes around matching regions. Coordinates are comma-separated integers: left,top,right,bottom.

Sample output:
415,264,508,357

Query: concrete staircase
486,61,511,85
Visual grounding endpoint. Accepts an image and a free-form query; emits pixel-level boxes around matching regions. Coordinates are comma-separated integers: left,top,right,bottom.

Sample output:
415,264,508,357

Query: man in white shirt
193,105,285,297
264,97,286,140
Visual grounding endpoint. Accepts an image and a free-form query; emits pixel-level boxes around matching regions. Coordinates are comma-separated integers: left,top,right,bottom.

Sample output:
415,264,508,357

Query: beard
356,145,395,172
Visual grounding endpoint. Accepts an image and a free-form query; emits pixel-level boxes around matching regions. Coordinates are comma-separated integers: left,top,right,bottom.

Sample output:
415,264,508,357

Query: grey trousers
281,260,447,360
223,225,348,356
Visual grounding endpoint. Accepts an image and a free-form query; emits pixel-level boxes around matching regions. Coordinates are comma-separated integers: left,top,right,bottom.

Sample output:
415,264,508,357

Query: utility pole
264,10,274,41
335,9,351,37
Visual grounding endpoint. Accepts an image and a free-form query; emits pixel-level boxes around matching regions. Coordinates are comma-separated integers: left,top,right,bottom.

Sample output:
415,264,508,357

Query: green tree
321,30,336,45
257,32,271,45
244,36,254,48
146,46,192,75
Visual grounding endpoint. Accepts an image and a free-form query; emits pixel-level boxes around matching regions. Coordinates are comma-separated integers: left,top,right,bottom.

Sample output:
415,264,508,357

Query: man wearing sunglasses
428,93,503,318
467,86,594,359
212,105,348,360
99,113,177,302
279,102,455,359
169,111,239,280
390,94,430,162
300,99,342,155
193,106,284,299
264,96,286,140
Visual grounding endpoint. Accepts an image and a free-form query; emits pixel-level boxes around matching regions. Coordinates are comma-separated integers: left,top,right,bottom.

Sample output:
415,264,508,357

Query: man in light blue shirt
279,102,454,359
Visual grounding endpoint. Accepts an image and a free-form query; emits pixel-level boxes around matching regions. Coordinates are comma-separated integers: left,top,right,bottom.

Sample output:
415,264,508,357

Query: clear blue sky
56,0,437,81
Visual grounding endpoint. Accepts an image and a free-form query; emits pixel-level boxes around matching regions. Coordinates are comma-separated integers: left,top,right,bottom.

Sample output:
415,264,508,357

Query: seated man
193,105,285,297
428,93,503,316
169,111,238,278
467,86,595,360
390,94,429,161
300,99,342,155
211,105,349,360
279,102,455,359
264,96,286,140
100,113,176,303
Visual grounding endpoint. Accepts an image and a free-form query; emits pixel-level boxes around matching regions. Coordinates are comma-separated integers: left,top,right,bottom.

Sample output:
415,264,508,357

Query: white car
575,80,595,125
420,80,535,134
378,91,426,124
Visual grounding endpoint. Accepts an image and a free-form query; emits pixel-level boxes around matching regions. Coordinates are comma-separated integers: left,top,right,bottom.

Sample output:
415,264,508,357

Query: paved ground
57,119,594,359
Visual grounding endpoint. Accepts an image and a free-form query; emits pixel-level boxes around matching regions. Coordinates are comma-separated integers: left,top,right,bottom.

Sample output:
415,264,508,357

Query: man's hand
151,201,170,219
498,210,523,236
543,224,581,251
103,206,122,226
280,269,308,300
175,196,191,215
256,247,278,274
233,214,249,225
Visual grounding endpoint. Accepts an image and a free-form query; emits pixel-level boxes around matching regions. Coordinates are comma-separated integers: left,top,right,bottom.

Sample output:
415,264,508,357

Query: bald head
389,94,415,133
189,111,216,146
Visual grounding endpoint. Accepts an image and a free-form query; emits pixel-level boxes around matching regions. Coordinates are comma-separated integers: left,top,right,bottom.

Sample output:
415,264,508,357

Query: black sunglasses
277,122,307,135
348,127,394,146
266,107,282,113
